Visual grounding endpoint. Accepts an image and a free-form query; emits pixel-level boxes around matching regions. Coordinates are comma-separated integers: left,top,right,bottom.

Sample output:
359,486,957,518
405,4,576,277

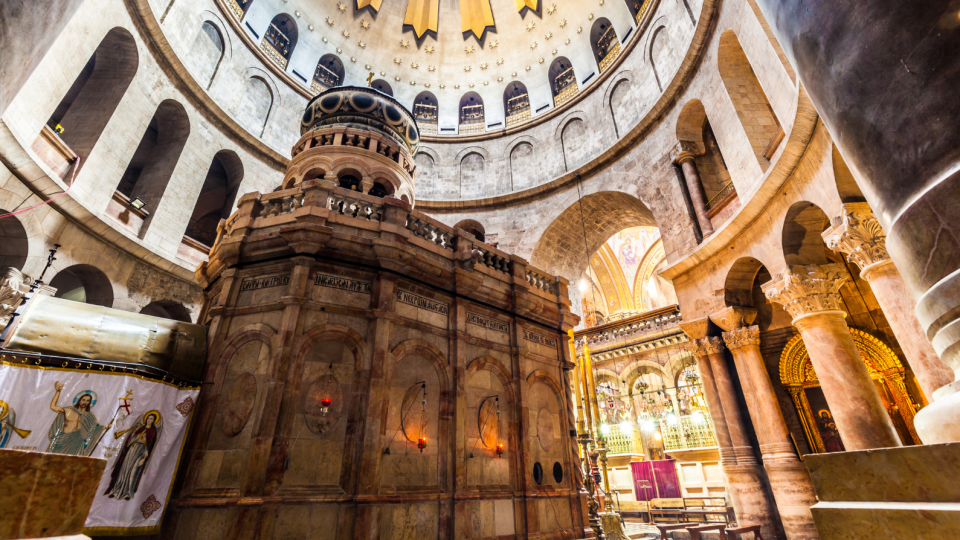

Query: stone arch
531,191,658,282
548,57,577,103
782,201,832,267
457,147,489,199
185,20,225,89
832,145,866,204
315,54,345,89
0,212,29,271
414,146,440,198
45,27,138,164
606,72,639,137
676,99,734,206
454,219,486,242
718,29,783,171
647,23,668,91
723,257,768,308
235,75,274,136
507,135,540,191
140,300,192,322
185,150,244,248
465,356,516,484
371,79,393,96
526,370,564,399
115,99,190,236
264,13,298,64
665,350,698,386
214,323,277,385
557,113,590,171
621,360,670,393
49,264,115,307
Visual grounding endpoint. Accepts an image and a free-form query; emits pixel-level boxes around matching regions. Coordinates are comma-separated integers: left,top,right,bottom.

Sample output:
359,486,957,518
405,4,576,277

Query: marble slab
0,450,106,540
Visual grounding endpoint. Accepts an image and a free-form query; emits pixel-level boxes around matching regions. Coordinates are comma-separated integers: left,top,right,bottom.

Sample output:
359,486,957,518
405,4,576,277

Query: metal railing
660,413,718,451
705,183,736,210
605,423,645,455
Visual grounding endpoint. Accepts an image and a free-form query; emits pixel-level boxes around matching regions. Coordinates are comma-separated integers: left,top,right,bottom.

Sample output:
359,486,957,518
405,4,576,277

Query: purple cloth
631,460,681,501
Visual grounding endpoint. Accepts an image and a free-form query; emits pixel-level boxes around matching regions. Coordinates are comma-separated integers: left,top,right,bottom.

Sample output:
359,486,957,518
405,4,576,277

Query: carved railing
599,42,622,74
660,413,718,451
405,215,455,250
705,182,736,210
459,121,485,135
473,245,511,273
635,0,652,24
526,268,557,295
227,0,245,20
506,109,531,128
328,191,383,221
262,192,304,217
575,305,682,348
554,84,579,107
260,38,289,70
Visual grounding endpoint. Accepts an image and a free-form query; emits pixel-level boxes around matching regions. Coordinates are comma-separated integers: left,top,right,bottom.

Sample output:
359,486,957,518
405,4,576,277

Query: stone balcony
574,305,684,359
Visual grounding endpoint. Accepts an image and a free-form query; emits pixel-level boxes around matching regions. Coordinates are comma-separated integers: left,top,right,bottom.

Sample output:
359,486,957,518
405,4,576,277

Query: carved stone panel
478,397,500,448
221,372,257,437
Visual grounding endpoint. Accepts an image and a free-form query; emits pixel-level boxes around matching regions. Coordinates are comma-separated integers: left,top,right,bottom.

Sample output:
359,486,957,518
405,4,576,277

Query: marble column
722,325,819,540
671,141,714,237
683,330,782,539
822,203,954,409
762,264,902,451
752,0,960,445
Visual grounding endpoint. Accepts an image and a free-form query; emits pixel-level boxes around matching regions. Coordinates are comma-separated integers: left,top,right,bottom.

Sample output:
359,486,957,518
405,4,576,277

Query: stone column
683,328,782,539
762,264,902,450
822,203,954,403
752,0,960,445
722,325,819,540
671,141,714,237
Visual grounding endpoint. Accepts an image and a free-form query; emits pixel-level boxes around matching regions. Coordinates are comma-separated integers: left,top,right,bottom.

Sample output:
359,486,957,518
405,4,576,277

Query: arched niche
676,100,736,215
560,116,589,171
590,18,619,72
503,81,531,126
49,264,114,307
459,92,484,134
465,358,514,488
185,150,244,248
314,54,345,91
263,14,298,68
185,21,225,88
370,79,393,96
782,201,831,266
45,27,138,165
548,57,578,105
0,211,29,271
235,76,274,136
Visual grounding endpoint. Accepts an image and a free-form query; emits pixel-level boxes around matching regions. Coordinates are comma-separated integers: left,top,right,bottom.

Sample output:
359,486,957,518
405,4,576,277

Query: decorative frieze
722,326,761,350
821,202,890,270
761,264,848,320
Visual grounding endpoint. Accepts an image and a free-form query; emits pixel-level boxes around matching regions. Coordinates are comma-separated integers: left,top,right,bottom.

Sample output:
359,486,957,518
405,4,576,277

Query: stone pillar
822,203,954,403
752,0,960,445
762,264,902,450
671,141,714,237
722,325,819,540
683,329,782,539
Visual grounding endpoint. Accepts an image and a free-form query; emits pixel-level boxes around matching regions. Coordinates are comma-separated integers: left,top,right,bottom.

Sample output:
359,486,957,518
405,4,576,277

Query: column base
914,380,960,443
764,461,820,540
722,463,784,540
805,442,960,539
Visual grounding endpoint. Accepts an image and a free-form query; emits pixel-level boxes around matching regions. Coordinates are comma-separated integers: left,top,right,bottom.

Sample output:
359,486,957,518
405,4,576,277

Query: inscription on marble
524,330,558,348
467,312,509,333
240,274,289,291
397,290,449,315
315,273,372,294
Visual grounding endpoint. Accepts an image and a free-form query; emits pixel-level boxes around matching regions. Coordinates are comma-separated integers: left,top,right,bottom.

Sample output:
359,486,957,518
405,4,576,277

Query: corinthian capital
761,264,848,321
696,336,725,356
722,325,760,350
670,141,699,164
821,203,889,270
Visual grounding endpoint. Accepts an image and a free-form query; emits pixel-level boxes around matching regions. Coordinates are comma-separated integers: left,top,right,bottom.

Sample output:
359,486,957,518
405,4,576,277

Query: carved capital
670,141,699,165
0,268,31,327
709,306,758,331
696,336,725,356
722,325,760,351
821,203,890,270
761,264,848,321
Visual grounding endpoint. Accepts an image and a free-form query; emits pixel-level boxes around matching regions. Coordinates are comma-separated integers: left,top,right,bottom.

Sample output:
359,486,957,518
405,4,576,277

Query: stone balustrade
575,305,683,349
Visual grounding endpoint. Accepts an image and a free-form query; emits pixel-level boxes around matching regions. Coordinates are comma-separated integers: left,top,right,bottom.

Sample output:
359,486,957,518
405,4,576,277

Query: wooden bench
649,497,734,525
725,524,763,539
688,523,728,540
656,523,700,539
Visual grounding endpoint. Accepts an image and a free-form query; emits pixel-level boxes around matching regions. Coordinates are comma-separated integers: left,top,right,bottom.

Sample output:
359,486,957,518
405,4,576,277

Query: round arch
140,300,192,322
782,201,832,267
49,264,114,307
548,57,577,100
315,54,344,88
0,211,29,271
590,18,618,69
371,78,393,96
265,14,298,63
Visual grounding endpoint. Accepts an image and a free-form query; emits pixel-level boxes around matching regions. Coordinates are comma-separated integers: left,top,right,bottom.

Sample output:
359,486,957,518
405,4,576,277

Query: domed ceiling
235,0,644,115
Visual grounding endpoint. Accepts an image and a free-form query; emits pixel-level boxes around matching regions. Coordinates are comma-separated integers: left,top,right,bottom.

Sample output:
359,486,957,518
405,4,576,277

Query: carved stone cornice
761,264,848,321
722,325,760,351
670,141,699,165
821,202,890,271
696,336,726,356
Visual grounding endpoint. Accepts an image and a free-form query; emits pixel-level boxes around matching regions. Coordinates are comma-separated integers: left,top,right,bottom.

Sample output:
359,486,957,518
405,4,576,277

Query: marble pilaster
763,264,902,450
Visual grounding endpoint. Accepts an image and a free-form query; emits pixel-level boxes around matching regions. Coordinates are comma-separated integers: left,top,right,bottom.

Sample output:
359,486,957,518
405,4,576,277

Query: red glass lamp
496,443,504,458
418,437,427,452
320,398,332,416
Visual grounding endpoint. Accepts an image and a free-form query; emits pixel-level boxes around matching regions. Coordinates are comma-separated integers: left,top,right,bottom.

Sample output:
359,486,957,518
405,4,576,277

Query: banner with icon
0,362,199,535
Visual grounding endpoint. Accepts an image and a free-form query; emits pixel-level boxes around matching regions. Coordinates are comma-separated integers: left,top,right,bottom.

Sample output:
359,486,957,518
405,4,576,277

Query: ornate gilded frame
778,329,920,453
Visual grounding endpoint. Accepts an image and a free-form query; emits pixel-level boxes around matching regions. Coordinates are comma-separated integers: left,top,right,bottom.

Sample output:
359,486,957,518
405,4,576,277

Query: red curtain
630,460,681,501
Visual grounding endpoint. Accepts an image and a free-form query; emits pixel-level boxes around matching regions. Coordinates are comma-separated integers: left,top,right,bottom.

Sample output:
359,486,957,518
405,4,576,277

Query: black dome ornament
301,86,420,156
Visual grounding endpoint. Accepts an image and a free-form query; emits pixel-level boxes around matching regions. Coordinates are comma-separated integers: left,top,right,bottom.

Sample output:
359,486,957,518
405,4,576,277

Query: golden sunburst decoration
395,76,401,81
411,62,419,68
400,39,410,47
428,65,436,72
530,41,538,50
337,2,347,12
497,76,503,82
490,40,499,48
545,31,553,39
560,19,567,28
410,80,417,85
380,70,386,75
565,38,571,45
365,64,371,69
358,40,366,48
588,13,594,20
350,57,357,62
360,20,371,29
525,65,531,71
425,82,431,87
483,81,489,85
548,3,557,14
454,84,460,89
551,49,558,55
539,57,545,63
439,84,446,88
336,47,343,53
511,71,517,76
342,29,350,37
469,83,475,88
465,45,475,53
577,26,583,33
326,17,335,26
464,65,472,72
480,63,489,69
496,58,504,65
526,22,536,32
322,37,329,42
426,46,436,53
308,25,315,31
393,57,402,64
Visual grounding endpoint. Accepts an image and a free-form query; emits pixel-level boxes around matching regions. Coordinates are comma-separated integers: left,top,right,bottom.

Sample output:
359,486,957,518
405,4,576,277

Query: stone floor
623,520,661,539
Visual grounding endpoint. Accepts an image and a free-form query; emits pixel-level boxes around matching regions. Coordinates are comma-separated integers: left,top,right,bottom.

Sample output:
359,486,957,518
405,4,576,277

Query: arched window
41,28,138,176
140,300,192,322
413,91,438,135
590,18,620,73
549,57,578,106
459,92,484,135
235,77,273,136
185,21,224,89
454,220,486,243
184,150,244,249
337,169,362,192
113,100,190,237
262,14,297,69
624,0,652,23
369,181,394,198
503,81,531,127
49,265,114,307
0,212,29,271
676,99,737,229
718,30,783,170
312,54,344,93
371,79,393,96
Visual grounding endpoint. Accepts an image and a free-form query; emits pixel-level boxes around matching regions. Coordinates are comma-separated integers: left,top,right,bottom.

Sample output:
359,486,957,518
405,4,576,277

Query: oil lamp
418,437,427,452
320,398,331,416
496,443,504,457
